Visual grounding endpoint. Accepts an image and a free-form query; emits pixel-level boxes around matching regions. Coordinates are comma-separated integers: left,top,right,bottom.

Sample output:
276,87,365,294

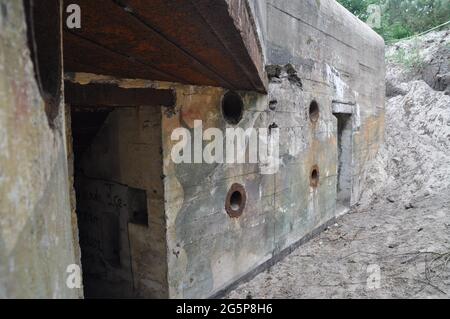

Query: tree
337,0,450,41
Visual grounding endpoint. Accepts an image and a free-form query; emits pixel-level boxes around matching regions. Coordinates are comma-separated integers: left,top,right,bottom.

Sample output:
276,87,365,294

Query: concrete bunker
0,0,385,299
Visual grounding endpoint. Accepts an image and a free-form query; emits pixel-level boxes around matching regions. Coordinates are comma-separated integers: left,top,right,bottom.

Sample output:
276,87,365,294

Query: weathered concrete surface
93,3,380,301
162,85,272,299
0,1,81,298
1,0,385,299
262,0,386,205
157,0,385,299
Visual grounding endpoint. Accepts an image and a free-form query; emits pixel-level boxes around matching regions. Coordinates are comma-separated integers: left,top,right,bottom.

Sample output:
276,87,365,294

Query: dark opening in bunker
222,91,244,125
226,184,247,218
66,82,171,298
309,101,320,123
334,113,353,213
71,107,149,298
310,166,320,188
24,0,61,126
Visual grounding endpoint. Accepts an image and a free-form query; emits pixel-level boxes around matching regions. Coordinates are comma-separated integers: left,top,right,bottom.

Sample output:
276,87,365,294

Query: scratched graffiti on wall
75,176,148,298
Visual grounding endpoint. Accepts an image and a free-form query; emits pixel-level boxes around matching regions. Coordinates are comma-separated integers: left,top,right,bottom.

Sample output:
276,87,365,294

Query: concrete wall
0,1,81,298
262,0,386,205
161,63,339,300
162,86,272,298
161,0,385,298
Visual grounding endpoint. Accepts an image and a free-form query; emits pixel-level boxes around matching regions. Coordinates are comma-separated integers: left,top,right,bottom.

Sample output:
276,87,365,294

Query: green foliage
337,0,450,41
387,40,425,71
337,0,380,20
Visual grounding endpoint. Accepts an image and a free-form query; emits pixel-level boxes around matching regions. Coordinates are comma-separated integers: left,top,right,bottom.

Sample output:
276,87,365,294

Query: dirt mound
360,31,450,208
386,30,450,95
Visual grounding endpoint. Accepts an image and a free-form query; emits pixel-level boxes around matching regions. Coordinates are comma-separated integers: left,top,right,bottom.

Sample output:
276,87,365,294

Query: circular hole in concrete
309,100,320,123
226,183,247,218
230,191,242,211
222,91,243,125
310,166,320,188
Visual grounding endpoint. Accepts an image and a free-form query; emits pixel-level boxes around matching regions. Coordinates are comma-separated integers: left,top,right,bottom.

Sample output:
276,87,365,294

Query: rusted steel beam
64,82,175,107
63,0,267,92
116,0,257,90
191,0,268,93
63,0,224,87
64,31,182,83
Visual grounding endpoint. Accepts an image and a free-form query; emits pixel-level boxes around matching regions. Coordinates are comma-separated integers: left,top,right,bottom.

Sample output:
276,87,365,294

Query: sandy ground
228,31,450,299
228,189,450,299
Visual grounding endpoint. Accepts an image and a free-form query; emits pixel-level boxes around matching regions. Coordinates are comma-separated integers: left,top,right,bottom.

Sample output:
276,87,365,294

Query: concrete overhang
63,0,268,93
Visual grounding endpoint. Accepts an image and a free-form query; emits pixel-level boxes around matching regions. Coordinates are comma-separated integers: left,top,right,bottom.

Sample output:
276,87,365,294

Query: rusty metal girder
63,0,267,93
